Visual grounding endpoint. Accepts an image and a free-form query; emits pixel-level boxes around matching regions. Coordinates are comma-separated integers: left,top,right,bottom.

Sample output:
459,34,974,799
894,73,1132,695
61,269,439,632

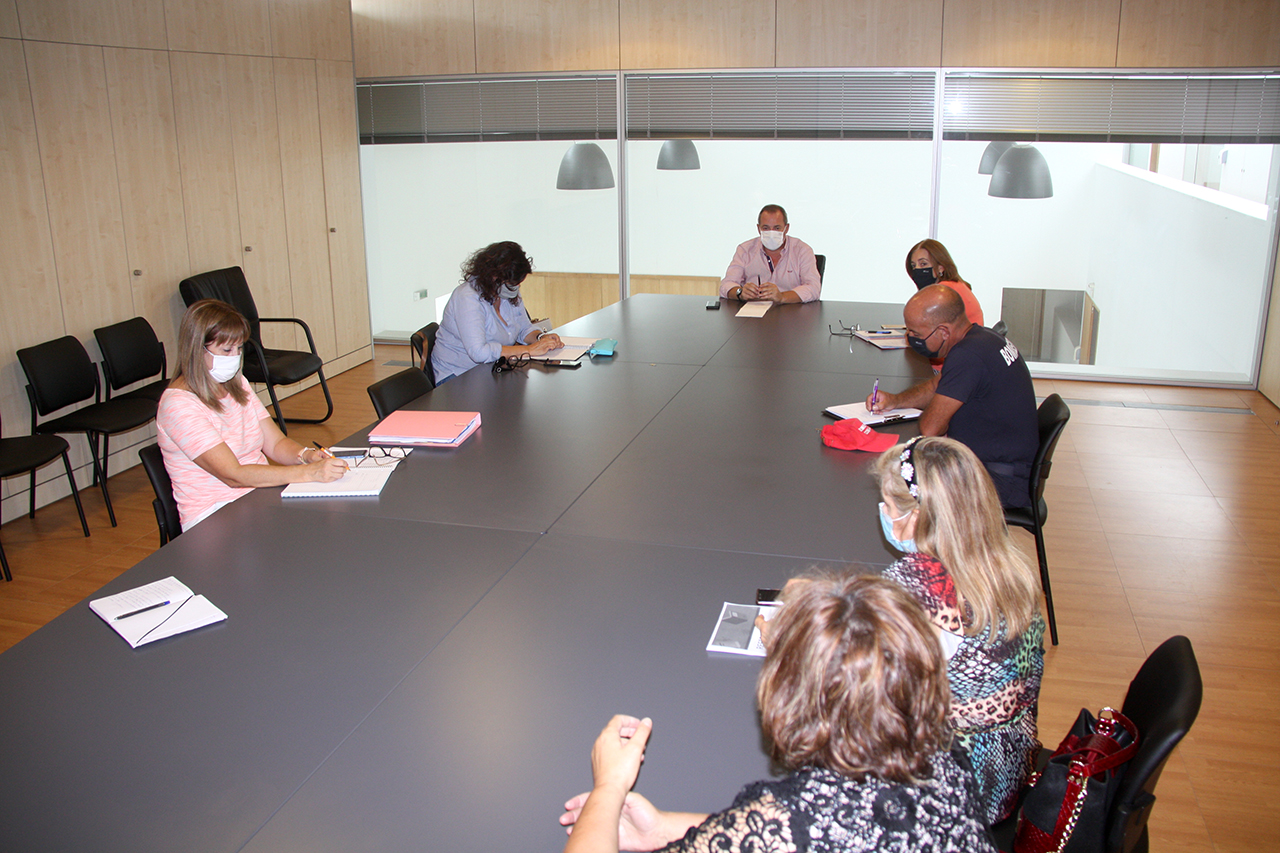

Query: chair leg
263,380,288,434
1034,527,1058,646
61,450,91,538
29,469,37,518
0,536,10,582
84,434,117,527
280,368,336,427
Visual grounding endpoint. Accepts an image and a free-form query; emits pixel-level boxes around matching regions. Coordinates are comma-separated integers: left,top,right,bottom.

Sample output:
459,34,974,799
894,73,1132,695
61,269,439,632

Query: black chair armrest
258,316,321,357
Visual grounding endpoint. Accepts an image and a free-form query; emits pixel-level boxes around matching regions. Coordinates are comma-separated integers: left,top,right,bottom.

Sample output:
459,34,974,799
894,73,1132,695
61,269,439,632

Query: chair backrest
179,267,263,345
94,317,166,392
367,368,435,420
1108,635,1203,853
814,254,827,282
16,336,99,418
1029,393,1071,506
991,318,1008,337
410,322,440,385
138,443,182,546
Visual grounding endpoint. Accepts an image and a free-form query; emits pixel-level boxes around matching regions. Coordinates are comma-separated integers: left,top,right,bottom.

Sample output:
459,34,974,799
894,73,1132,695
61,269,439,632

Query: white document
90,576,227,648
530,336,596,362
281,461,398,497
823,401,923,425
736,301,772,318
706,602,781,657
853,330,908,349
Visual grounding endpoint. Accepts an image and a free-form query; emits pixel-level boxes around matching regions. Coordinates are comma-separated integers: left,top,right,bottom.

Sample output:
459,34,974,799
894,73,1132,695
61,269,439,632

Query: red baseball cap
821,418,898,453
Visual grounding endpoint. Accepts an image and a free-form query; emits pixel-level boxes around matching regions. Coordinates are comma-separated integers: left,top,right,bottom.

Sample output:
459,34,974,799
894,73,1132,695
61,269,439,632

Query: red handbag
1014,707,1139,853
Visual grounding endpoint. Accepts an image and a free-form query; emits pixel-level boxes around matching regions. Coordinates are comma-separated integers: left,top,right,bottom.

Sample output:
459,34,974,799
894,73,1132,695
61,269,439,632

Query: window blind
943,72,1280,144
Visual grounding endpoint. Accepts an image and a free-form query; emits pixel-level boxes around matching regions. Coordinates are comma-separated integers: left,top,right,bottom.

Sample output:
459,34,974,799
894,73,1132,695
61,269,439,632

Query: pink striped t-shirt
156,377,271,528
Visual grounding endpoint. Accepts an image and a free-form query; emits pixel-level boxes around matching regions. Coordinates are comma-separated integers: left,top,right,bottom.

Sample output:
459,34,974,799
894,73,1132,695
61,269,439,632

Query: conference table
0,295,934,852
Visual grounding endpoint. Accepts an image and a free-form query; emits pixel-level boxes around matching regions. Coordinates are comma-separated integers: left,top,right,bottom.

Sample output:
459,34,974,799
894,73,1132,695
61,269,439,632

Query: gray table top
0,295,924,852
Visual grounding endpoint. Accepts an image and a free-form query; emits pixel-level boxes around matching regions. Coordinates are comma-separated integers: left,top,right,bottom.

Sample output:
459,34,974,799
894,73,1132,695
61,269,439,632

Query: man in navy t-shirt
866,285,1038,508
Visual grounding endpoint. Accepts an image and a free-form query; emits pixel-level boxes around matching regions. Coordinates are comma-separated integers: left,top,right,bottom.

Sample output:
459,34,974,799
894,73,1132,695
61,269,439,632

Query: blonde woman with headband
874,435,1044,824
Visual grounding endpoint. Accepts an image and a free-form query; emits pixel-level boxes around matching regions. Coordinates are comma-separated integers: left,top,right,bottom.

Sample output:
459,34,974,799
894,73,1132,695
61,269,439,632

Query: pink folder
368,410,481,446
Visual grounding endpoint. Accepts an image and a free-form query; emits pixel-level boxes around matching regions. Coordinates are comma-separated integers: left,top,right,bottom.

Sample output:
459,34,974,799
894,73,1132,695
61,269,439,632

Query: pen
312,442,349,469
872,378,879,410
115,600,169,620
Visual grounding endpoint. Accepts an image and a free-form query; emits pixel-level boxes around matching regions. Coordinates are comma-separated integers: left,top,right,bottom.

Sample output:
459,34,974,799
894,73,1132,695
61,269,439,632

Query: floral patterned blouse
882,552,1045,823
657,753,996,852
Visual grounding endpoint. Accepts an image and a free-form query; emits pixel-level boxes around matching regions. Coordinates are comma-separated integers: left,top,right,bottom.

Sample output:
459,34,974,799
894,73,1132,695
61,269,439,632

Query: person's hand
590,714,652,795
739,280,760,301
757,281,783,302
529,334,561,356
306,457,348,482
753,578,811,651
561,790,671,851
865,389,897,414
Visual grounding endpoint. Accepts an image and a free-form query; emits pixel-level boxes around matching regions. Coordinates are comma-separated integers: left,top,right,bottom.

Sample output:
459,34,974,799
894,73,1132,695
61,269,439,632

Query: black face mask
909,267,937,289
907,326,943,359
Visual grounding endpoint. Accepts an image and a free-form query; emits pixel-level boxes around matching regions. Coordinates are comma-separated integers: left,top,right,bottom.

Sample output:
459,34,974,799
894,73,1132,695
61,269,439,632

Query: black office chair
16,336,158,528
992,319,1008,337
94,317,168,404
138,443,181,547
1003,393,1070,646
409,322,439,386
814,254,826,282
179,266,334,434
367,368,435,420
990,635,1202,852
0,415,91,581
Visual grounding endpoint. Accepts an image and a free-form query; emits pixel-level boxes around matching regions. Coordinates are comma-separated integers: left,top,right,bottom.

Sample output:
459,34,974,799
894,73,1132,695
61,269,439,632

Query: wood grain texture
776,0,944,68
164,0,270,56
15,0,166,49
1118,0,1280,67
620,0,777,70
317,60,373,357
274,57,339,362
474,0,619,73
351,0,475,78
272,0,353,61
170,51,244,275
25,41,132,340
940,0,1122,67
102,47,190,349
225,54,297,352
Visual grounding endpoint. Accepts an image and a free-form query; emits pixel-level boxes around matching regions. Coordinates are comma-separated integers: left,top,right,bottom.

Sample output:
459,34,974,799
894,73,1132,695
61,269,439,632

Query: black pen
115,600,170,620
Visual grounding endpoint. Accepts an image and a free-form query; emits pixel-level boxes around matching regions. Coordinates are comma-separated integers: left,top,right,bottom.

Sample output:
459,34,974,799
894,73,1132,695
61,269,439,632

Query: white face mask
498,283,520,300
209,353,242,383
759,229,785,251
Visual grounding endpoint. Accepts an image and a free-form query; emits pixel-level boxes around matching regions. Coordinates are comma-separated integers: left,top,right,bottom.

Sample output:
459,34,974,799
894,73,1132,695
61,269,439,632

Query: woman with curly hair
558,574,995,853
430,241,564,383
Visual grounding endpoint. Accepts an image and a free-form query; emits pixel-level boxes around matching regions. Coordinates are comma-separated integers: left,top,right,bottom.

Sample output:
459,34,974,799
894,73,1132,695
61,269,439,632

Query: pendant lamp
657,139,700,170
556,142,615,190
988,144,1053,199
977,141,1013,175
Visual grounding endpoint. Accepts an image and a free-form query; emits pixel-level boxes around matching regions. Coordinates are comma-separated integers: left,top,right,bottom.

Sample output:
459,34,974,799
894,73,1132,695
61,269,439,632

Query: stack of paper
853,329,908,349
823,401,923,425
369,411,481,447
705,602,780,657
736,301,772,318
282,459,399,498
529,336,597,362
90,576,226,648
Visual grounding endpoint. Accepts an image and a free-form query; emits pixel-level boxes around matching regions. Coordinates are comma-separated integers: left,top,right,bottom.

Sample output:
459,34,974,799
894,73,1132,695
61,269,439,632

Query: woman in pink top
156,300,347,529
905,239,985,327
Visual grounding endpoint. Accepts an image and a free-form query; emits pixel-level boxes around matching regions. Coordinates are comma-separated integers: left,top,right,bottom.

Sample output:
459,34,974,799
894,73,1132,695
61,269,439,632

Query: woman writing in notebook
156,300,347,530
430,241,564,383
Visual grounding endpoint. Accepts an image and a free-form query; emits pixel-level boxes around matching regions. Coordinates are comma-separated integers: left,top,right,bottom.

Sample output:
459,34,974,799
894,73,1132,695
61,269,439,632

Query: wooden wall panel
25,41,132,339
274,58,339,361
1118,0,1280,67
941,0,1122,67
171,52,243,274
0,2,19,39
164,0,270,56
0,39,63,433
224,54,297,352
521,272,610,327
474,0,619,73
351,0,475,78
317,60,372,356
16,0,166,49
630,274,720,296
272,0,353,61
102,47,190,348
776,0,944,68
620,0,777,70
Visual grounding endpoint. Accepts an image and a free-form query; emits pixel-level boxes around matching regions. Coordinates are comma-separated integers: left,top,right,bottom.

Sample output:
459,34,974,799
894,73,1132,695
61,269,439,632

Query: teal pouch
588,338,618,357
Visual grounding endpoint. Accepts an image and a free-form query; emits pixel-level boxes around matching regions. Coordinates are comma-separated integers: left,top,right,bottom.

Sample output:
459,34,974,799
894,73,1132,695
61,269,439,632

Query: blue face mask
879,501,916,553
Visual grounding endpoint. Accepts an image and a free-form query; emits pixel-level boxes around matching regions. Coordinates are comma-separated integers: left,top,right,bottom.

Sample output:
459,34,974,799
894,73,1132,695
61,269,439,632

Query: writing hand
758,281,783,303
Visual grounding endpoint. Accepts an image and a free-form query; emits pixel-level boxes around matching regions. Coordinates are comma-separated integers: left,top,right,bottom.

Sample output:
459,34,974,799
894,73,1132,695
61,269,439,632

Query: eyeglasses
828,321,863,337
492,353,530,374
359,446,410,466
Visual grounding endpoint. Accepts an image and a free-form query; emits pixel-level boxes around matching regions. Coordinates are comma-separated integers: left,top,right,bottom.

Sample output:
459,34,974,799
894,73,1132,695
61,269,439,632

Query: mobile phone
756,588,783,605
544,359,582,369
705,299,721,310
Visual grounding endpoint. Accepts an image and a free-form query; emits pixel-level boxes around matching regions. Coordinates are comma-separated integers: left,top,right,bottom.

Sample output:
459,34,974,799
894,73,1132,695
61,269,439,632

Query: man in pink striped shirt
719,204,822,303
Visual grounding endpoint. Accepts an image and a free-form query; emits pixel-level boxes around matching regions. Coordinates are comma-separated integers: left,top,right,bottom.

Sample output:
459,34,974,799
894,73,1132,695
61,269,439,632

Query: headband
899,436,923,499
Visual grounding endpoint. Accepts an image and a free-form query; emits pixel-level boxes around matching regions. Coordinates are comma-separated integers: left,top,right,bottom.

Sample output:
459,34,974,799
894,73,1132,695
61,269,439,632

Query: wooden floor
2,349,1278,853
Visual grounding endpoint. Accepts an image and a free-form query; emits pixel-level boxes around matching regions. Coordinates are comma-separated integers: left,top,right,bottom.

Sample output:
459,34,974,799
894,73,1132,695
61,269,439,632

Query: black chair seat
1002,498,1047,532
246,349,324,385
0,434,72,478
34,397,158,438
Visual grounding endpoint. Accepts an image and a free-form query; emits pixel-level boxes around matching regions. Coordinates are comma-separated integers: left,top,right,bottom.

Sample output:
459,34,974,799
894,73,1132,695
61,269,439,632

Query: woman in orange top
905,239,985,327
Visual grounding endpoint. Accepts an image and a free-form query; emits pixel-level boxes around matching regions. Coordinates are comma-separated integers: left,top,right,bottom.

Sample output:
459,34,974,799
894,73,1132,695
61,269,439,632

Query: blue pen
871,378,880,410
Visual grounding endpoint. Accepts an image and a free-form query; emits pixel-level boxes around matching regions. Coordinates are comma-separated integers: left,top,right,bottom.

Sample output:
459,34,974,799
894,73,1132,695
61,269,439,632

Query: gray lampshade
988,144,1054,199
556,142,615,190
977,141,1014,175
657,139,700,170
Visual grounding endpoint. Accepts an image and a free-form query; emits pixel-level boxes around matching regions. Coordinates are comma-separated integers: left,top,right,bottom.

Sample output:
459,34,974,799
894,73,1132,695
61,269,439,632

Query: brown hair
757,573,951,784
462,241,534,306
875,437,1040,642
758,203,789,224
906,239,969,288
173,299,251,411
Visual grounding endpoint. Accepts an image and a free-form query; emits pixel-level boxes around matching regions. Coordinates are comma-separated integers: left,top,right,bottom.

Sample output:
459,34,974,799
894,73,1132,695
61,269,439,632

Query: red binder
368,410,481,446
